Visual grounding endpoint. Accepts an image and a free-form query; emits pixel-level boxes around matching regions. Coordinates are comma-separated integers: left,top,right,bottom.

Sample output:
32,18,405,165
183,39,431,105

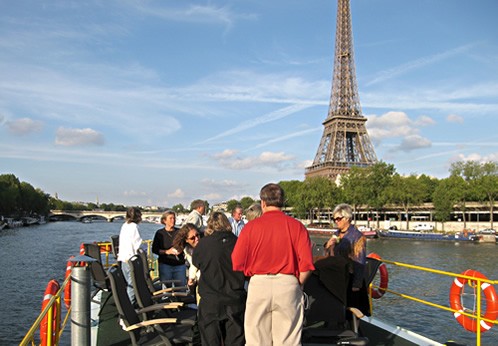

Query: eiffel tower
305,0,377,180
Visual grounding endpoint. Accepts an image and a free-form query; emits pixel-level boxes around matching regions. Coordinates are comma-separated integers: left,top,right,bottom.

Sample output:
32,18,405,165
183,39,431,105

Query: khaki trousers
244,274,304,346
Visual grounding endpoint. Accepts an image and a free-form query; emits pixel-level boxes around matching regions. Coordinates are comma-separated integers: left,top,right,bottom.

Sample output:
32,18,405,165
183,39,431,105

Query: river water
1,222,497,345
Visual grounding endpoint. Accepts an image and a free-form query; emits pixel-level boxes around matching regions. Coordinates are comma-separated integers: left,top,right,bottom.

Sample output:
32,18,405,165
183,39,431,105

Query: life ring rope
449,269,498,333
367,252,389,299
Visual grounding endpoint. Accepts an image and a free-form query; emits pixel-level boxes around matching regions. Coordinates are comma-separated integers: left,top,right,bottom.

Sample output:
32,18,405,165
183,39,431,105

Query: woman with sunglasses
172,223,201,291
324,203,368,315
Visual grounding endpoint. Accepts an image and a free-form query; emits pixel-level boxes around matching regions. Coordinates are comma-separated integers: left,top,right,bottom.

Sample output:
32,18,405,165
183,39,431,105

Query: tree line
1,160,496,229
274,160,497,230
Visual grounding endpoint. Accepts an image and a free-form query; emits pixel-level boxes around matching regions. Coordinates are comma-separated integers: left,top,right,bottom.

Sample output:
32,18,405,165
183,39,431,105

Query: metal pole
71,265,91,346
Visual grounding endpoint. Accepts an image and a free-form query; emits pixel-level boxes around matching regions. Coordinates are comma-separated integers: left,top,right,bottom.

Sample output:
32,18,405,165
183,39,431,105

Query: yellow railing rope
369,258,498,346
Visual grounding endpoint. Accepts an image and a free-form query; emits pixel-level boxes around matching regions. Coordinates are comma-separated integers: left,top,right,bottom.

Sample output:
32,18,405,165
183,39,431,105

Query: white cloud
366,111,415,143
212,150,294,170
123,190,147,197
201,103,313,144
297,160,313,169
414,115,436,126
168,188,185,199
200,178,239,188
204,193,222,200
6,117,43,135
366,44,474,86
213,149,238,159
259,151,293,163
451,152,498,163
397,135,432,152
55,127,104,146
447,114,464,124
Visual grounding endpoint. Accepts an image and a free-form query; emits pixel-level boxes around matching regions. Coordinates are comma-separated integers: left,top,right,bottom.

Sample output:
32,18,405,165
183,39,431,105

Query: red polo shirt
232,210,315,278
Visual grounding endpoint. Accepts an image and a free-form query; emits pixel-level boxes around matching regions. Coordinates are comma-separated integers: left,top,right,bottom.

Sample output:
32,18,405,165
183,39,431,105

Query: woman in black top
152,210,186,287
192,212,246,346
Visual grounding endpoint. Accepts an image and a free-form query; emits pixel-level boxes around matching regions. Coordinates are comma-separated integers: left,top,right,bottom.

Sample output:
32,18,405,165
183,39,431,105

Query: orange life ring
449,269,498,333
40,279,60,346
367,252,389,299
64,257,73,309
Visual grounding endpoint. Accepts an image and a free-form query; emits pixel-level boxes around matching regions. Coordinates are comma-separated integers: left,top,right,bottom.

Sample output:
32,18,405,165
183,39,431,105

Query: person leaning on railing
324,203,369,316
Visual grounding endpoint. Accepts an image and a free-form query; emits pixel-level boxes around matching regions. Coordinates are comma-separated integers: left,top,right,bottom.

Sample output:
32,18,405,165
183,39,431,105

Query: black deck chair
302,256,369,345
110,235,120,261
137,249,162,293
129,255,197,319
83,243,110,300
137,249,189,298
108,266,196,346
83,242,102,262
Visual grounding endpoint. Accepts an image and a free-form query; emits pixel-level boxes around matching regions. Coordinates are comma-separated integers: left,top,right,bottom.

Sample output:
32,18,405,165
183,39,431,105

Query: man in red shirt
232,183,315,345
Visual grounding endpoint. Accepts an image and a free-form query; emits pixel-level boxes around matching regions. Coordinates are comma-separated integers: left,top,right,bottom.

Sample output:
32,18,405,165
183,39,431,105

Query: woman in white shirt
117,207,144,304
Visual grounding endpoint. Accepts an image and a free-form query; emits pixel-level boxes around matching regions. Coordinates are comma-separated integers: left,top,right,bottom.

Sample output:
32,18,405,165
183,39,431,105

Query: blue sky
1,0,497,207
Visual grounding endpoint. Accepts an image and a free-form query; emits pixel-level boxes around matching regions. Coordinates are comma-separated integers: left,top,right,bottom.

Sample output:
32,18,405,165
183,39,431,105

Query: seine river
1,221,497,345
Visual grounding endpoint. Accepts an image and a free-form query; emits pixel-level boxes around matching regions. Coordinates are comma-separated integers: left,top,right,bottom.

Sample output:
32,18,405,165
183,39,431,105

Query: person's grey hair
245,203,262,221
160,210,176,225
333,203,353,221
190,199,205,210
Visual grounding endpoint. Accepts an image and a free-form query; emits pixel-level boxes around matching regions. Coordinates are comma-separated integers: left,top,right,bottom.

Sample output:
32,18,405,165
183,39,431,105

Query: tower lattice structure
305,0,377,180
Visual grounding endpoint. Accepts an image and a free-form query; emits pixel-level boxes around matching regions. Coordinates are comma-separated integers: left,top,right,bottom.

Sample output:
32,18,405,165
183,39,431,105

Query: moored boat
378,229,475,242
358,226,379,239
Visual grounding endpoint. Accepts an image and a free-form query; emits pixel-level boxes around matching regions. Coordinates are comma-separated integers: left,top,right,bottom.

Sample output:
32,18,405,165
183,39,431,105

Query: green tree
450,160,487,229
479,162,498,229
279,180,303,209
240,196,255,210
433,176,462,230
0,174,22,216
386,174,426,230
465,161,498,229
340,166,369,222
363,162,396,228
417,174,439,202
171,203,188,214
296,177,341,222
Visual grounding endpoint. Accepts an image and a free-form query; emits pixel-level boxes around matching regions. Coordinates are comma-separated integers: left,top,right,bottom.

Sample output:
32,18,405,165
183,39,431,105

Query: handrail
369,258,498,346
21,239,157,345
20,274,71,346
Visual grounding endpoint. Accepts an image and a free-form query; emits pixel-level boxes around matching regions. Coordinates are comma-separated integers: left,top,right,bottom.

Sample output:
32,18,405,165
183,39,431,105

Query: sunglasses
333,216,344,222
187,234,200,241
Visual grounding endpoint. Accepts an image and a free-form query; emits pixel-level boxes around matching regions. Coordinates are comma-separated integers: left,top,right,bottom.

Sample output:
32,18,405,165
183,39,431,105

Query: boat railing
20,239,157,345
369,257,498,346
20,274,71,346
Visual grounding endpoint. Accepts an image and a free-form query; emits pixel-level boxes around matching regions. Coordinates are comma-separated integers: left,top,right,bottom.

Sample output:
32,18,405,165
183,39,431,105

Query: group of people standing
118,183,367,346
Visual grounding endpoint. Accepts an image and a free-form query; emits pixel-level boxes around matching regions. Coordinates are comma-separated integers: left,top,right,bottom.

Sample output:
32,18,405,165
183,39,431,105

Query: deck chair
302,256,369,345
108,266,196,346
129,255,196,316
83,243,110,300
110,235,120,261
137,249,189,297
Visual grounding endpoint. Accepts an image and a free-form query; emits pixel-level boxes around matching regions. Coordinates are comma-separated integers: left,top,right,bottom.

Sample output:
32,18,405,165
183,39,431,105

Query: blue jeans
159,263,187,287
120,261,135,304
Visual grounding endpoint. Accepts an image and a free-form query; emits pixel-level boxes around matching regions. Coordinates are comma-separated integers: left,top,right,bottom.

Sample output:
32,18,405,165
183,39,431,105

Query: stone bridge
49,210,166,222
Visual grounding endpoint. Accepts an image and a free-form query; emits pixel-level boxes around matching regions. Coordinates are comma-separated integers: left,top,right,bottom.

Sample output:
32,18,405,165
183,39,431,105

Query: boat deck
93,291,129,346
